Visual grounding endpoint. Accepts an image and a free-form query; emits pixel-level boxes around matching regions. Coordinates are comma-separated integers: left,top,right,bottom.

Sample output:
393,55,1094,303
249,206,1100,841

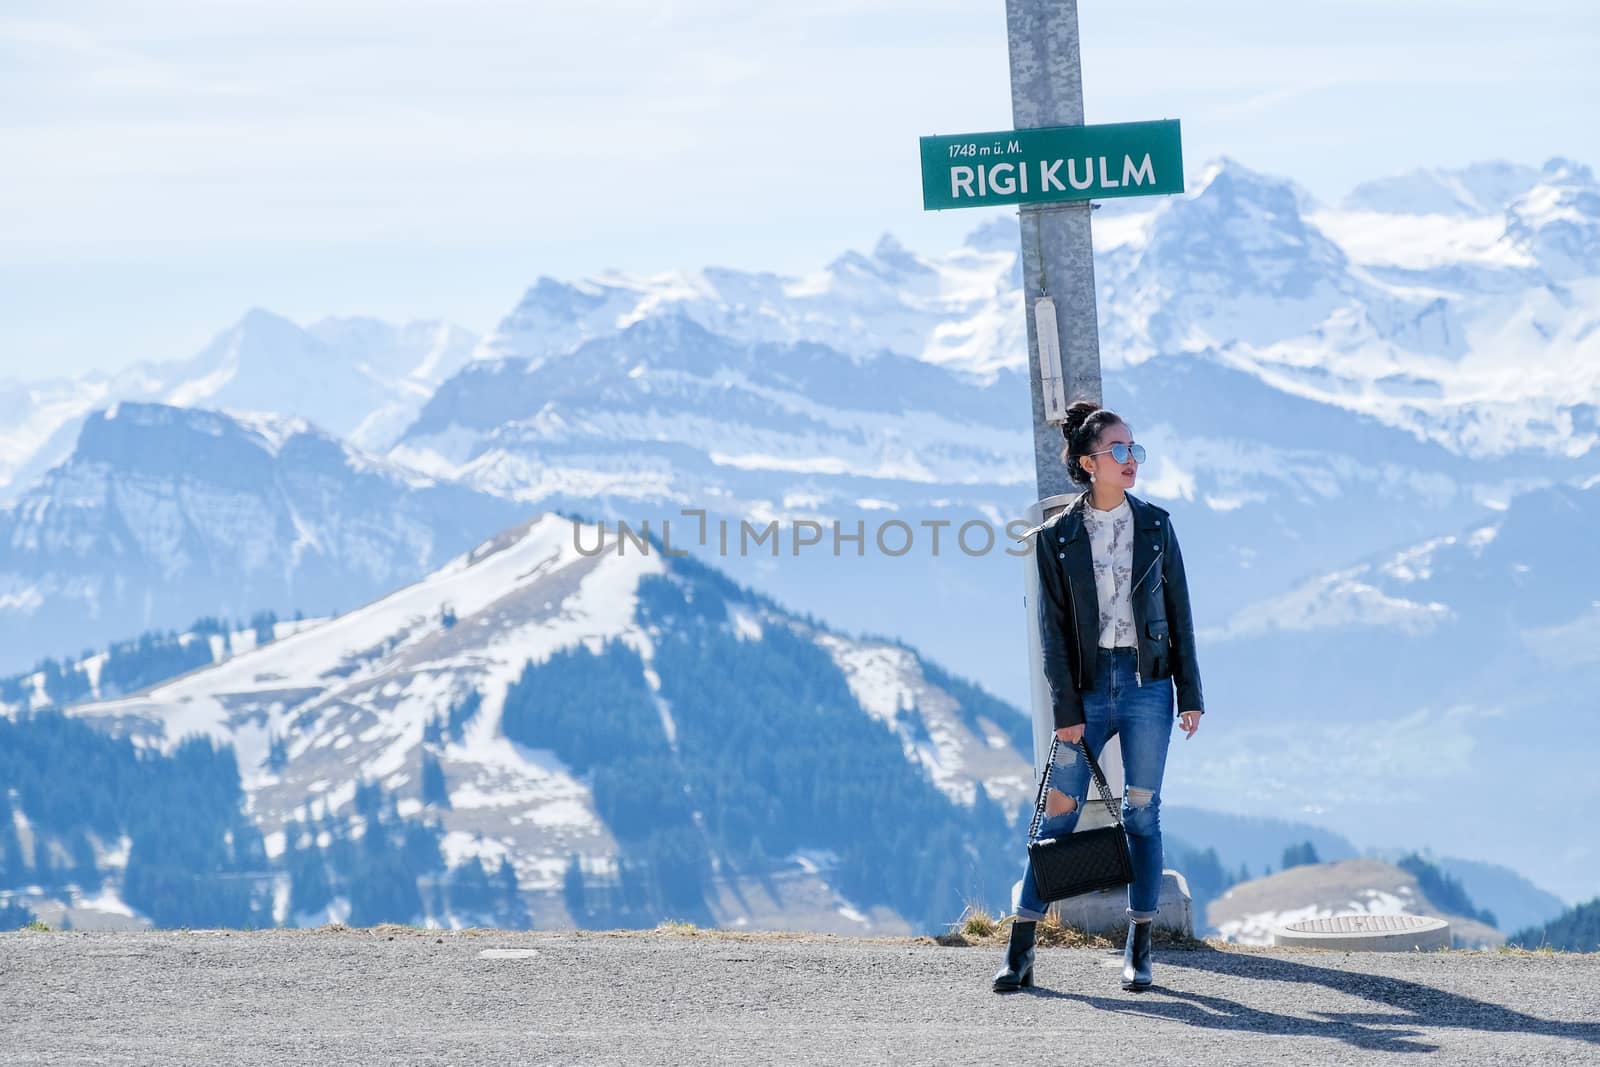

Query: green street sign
919,119,1183,210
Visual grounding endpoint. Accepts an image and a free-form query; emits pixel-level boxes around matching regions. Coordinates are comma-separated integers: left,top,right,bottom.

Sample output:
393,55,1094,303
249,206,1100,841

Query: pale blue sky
2,0,1594,377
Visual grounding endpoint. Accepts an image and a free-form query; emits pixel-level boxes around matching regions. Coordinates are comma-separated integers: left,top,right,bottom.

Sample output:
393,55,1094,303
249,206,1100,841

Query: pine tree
563,854,587,927
402,820,445,875
288,837,333,918
1509,897,1600,952
447,858,496,923
347,846,423,927
0,900,36,929
496,857,530,929
1281,841,1320,870
250,610,279,646
420,752,451,809
266,733,288,772
446,691,481,742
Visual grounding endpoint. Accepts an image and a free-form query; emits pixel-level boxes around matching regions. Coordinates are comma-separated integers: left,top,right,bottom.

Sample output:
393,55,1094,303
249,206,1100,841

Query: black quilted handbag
1025,736,1134,902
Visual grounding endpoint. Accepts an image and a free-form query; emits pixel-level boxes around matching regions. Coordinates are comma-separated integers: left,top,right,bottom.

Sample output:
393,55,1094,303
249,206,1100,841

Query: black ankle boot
1121,919,1153,991
991,919,1037,992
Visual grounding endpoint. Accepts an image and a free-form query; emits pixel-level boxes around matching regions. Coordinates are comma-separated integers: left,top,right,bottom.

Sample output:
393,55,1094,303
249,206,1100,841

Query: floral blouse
1081,496,1135,649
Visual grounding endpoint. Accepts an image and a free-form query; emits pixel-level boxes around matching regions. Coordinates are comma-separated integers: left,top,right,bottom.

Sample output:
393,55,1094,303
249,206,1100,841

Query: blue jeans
1015,647,1174,923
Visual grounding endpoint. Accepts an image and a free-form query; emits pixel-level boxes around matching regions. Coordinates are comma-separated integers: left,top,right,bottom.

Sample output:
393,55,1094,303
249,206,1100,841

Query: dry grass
935,902,1214,950
291,923,929,945
337,901,1219,951
1492,943,1589,957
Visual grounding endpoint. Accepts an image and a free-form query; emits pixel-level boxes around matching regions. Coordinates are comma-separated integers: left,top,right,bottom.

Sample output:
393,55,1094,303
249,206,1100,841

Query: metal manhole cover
1271,913,1450,952
1287,915,1437,934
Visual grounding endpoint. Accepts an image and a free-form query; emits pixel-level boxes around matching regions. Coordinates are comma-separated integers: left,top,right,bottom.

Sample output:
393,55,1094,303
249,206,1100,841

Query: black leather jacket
1021,490,1205,728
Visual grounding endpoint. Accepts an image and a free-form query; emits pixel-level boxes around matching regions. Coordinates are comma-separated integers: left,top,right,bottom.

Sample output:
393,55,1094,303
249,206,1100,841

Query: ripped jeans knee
1044,788,1078,818
1121,785,1161,838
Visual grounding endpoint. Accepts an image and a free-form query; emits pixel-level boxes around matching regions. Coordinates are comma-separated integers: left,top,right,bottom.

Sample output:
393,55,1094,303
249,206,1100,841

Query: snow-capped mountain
1178,476,1600,905
1105,158,1599,460
5,156,1591,507
1504,159,1600,280
475,233,1024,377
362,156,1600,738
152,311,480,451
459,156,1598,461
0,312,477,503
0,402,523,672
53,510,1032,933
1099,157,1382,359
1208,478,1600,649
392,158,1600,529
1342,161,1544,217
392,313,1026,499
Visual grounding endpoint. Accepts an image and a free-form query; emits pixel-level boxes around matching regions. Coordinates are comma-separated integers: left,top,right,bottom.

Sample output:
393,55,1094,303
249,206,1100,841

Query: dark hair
1060,399,1125,486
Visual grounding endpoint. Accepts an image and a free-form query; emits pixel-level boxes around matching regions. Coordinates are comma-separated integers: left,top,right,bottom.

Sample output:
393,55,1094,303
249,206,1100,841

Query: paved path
2,928,1597,1065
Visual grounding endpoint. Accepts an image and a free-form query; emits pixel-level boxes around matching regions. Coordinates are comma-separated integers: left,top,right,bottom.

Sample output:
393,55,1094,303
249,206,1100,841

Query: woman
992,399,1205,994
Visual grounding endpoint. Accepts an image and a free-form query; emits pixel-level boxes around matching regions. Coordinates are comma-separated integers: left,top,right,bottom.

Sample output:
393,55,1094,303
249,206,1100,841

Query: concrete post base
1012,869,1194,937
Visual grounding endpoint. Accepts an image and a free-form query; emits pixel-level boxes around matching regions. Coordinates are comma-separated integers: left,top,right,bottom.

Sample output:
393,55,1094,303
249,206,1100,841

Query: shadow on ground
1017,944,1600,1055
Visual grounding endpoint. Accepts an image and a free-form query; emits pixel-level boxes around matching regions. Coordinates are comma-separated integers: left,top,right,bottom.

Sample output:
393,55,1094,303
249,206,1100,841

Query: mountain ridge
11,509,1033,933
0,401,523,673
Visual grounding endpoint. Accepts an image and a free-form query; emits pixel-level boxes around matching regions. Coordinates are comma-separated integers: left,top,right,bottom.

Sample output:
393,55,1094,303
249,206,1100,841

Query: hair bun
1060,398,1099,440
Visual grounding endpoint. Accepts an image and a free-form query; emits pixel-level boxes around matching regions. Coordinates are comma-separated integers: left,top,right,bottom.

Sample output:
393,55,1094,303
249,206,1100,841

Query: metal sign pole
1004,0,1118,796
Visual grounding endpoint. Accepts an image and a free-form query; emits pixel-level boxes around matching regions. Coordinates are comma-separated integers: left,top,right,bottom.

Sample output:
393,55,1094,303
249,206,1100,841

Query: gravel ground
2,927,1597,1066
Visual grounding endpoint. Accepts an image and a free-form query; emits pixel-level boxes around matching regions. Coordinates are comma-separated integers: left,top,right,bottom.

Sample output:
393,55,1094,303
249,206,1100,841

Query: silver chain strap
1026,734,1123,843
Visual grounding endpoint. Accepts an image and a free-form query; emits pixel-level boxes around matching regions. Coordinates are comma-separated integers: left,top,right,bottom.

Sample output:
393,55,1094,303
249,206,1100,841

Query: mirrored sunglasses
1087,442,1146,464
